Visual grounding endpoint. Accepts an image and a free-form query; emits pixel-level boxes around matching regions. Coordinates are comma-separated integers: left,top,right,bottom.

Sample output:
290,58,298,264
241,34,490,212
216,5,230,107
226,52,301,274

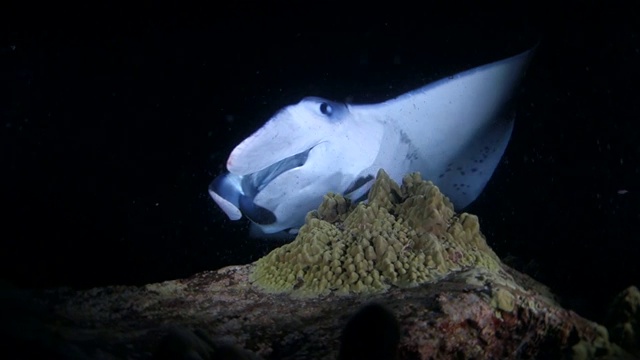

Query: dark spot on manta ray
439,174,444,178
400,131,411,144
471,168,478,172
404,150,419,161
460,171,466,175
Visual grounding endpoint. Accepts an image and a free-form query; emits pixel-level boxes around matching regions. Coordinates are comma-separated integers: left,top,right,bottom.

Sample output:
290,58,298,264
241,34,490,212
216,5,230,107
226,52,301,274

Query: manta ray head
209,97,380,235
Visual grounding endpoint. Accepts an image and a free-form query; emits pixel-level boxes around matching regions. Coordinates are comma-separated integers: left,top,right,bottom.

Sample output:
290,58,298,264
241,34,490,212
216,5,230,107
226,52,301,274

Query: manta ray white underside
209,48,534,237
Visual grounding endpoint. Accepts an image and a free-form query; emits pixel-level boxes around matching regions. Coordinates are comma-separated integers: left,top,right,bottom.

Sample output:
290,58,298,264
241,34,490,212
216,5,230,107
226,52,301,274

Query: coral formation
250,169,503,296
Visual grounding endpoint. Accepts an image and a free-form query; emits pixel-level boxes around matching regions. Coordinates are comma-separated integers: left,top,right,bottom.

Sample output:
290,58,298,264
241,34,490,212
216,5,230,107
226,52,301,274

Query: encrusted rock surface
7,265,631,359
3,170,635,359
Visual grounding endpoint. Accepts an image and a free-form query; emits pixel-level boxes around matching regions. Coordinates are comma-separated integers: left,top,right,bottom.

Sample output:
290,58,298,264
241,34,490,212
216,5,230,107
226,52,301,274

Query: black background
2,2,638,323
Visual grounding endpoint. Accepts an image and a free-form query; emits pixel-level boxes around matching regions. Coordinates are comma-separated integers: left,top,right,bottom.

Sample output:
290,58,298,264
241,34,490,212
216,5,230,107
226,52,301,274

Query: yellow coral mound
250,169,502,296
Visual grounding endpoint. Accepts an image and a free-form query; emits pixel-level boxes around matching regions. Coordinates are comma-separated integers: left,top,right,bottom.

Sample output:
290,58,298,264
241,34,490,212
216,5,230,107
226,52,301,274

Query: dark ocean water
2,3,638,323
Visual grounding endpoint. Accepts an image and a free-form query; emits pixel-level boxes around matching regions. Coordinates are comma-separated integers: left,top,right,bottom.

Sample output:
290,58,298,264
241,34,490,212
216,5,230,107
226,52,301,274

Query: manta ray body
209,49,534,237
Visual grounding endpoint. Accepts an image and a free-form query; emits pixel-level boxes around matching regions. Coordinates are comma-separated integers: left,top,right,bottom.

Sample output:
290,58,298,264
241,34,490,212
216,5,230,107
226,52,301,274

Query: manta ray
209,48,534,237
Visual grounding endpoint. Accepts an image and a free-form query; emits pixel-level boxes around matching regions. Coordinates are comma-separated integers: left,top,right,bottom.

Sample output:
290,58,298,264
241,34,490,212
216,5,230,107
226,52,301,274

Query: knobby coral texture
252,169,505,296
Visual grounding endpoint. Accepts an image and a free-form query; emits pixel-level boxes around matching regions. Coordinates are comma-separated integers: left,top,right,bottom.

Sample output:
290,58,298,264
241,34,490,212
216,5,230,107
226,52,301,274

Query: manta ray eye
319,102,333,116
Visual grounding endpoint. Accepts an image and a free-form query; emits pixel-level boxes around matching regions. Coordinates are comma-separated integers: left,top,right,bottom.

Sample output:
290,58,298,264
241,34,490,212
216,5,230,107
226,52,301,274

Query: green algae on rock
250,169,503,297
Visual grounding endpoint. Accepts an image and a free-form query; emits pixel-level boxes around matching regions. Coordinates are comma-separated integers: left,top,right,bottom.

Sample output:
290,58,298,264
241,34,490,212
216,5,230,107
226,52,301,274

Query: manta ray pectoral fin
435,111,515,208
208,173,243,220
372,47,534,210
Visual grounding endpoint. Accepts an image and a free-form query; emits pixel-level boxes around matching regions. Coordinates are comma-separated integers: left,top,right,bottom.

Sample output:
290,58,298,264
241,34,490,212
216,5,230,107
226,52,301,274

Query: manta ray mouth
241,147,312,196
236,147,312,225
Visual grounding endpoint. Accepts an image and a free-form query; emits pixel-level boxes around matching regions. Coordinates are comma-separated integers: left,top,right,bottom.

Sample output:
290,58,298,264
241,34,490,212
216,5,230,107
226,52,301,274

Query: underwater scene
2,3,639,359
